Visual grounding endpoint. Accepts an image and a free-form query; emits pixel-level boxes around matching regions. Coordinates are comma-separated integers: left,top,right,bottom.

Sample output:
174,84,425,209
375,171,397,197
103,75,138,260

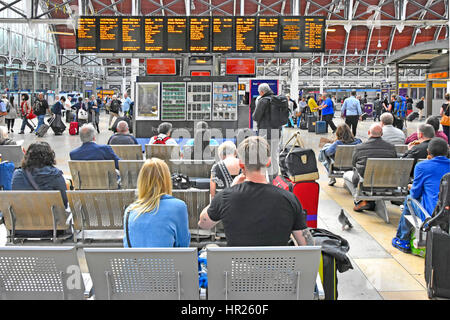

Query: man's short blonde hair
218,141,236,159
237,136,270,171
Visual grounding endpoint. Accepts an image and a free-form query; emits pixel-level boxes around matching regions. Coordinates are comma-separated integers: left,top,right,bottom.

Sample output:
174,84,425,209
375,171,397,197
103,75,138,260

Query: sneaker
11,129,14,133
328,177,336,186
353,200,372,212
18,131,24,134
392,237,411,253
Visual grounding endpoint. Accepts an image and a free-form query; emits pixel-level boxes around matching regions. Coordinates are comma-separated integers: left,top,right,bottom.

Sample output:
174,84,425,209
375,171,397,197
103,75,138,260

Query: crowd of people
0,92,134,137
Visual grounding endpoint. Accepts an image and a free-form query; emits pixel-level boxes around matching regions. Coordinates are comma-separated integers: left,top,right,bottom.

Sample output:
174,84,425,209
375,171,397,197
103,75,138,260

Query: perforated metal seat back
182,145,218,161
0,191,69,231
362,158,414,189
207,246,321,300
0,246,85,300
172,190,210,232
84,248,199,300
110,145,143,160
145,145,180,161
118,160,145,189
67,190,136,230
333,145,356,170
395,144,408,156
0,145,24,168
168,160,215,178
69,160,119,190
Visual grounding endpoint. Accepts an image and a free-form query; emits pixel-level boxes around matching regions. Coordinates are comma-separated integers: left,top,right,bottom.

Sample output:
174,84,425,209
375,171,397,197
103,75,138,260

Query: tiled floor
0,111,431,299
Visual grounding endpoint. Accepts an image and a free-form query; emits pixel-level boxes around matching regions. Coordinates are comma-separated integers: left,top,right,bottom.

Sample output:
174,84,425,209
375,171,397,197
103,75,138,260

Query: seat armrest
314,274,325,300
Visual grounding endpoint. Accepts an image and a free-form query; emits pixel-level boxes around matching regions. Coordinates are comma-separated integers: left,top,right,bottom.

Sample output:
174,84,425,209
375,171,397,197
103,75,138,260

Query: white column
130,0,140,101
290,59,299,101
121,59,126,96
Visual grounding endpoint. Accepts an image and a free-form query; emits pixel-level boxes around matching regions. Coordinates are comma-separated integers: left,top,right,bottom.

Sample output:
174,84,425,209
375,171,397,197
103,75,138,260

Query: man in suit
70,123,120,169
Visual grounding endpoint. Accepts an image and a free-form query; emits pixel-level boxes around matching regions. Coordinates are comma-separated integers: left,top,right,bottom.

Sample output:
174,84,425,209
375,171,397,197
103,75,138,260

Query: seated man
198,136,312,246
402,124,435,163
70,123,120,170
149,122,178,145
392,138,450,253
380,113,405,145
343,124,397,212
405,116,448,144
107,121,138,145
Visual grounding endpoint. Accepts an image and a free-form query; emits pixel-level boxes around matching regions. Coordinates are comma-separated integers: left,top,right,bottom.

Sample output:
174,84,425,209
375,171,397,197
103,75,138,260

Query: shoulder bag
440,104,450,126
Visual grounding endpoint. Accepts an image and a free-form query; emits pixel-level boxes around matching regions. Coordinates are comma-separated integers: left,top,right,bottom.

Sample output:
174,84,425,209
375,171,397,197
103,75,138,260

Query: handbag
279,132,319,182
78,108,88,120
440,104,450,126
171,173,191,189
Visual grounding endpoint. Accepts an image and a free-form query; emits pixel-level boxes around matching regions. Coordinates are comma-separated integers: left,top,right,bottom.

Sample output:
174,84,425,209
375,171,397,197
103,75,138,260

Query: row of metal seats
0,144,220,169
69,159,214,189
0,245,322,300
326,144,417,223
0,189,217,245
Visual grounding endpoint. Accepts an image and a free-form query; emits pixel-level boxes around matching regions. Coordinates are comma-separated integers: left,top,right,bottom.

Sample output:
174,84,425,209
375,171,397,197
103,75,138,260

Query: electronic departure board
235,17,257,52
302,17,326,52
76,15,326,53
212,17,234,52
143,17,165,52
98,17,120,52
77,17,97,52
189,17,211,52
257,17,279,52
166,17,188,52
121,17,142,52
280,17,302,52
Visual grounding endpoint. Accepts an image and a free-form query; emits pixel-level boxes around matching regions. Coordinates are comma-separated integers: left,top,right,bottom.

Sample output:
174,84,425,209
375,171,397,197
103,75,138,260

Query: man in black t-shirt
198,136,312,246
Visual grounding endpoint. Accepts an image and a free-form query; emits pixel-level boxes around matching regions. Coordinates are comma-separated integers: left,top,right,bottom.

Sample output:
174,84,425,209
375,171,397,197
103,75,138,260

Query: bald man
107,120,138,145
344,123,397,212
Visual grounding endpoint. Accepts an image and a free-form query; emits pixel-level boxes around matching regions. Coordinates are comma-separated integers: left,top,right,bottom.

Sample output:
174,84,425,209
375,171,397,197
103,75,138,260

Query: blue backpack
0,161,15,190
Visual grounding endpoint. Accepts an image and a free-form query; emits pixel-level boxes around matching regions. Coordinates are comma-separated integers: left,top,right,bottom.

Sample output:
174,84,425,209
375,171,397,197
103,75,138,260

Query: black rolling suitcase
425,227,450,299
307,115,317,132
407,111,419,122
65,110,73,123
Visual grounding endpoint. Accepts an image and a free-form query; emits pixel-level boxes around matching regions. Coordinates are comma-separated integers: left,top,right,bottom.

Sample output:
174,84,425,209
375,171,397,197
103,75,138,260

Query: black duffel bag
171,173,191,189
279,132,319,182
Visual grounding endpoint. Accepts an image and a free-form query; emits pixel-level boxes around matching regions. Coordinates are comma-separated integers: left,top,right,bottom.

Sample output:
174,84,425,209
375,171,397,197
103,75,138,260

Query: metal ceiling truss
90,0,126,15
145,0,181,16
305,0,345,19
196,0,234,16
248,0,286,16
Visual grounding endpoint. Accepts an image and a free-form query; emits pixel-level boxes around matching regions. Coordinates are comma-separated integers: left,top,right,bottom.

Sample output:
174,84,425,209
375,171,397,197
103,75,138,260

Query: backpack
0,101,6,115
110,100,121,113
152,135,170,145
374,99,383,112
267,95,290,127
0,161,15,190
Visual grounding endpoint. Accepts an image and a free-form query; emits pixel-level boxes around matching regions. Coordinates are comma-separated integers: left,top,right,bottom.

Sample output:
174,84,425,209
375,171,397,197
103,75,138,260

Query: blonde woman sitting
123,158,190,247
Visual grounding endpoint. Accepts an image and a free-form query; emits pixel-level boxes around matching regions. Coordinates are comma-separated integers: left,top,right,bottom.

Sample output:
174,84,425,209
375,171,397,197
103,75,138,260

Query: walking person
18,93,35,134
4,96,18,133
416,96,425,121
108,95,121,130
318,93,337,133
88,95,100,134
341,91,362,137
33,93,50,134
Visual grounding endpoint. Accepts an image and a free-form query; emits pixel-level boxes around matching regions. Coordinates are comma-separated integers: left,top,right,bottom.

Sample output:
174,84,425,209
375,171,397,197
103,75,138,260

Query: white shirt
382,125,406,145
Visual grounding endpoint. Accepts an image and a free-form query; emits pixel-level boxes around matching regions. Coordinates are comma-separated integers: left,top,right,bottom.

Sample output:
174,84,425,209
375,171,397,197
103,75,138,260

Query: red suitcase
273,175,319,228
69,122,79,135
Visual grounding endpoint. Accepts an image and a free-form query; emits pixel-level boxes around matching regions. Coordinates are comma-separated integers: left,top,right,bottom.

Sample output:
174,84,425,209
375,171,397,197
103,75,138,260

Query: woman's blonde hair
128,158,172,218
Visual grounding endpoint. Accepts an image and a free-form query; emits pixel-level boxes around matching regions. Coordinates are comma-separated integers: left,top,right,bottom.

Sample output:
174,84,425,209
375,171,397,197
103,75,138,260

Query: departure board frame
189,16,211,53
97,16,121,53
76,15,326,54
257,16,280,53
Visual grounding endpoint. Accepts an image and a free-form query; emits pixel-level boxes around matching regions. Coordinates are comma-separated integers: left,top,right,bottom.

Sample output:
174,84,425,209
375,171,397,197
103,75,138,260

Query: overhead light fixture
377,40,382,48
326,28,336,32
354,48,358,55
424,25,431,30
49,31,74,36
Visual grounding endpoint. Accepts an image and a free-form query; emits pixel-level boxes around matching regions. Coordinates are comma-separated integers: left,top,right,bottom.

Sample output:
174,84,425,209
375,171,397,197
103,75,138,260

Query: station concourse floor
0,112,431,300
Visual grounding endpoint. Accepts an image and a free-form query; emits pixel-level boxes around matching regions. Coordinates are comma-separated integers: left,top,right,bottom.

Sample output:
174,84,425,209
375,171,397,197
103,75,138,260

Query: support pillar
130,0,140,101
290,59,299,102
395,63,399,95
426,80,432,117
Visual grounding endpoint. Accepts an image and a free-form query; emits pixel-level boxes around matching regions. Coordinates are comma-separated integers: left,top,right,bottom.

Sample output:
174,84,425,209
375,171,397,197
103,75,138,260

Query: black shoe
18,131,24,134
11,129,14,133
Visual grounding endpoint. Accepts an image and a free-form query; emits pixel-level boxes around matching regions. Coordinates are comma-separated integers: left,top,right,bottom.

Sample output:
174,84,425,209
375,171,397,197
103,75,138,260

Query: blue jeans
35,115,45,132
395,195,426,241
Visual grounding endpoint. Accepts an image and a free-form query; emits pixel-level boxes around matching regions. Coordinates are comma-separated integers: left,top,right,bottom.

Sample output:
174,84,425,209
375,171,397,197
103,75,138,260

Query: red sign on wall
146,58,177,75
225,59,256,75
191,71,211,76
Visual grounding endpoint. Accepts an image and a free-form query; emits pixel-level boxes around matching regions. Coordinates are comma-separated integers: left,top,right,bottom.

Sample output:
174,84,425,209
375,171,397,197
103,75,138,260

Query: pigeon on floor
338,209,353,231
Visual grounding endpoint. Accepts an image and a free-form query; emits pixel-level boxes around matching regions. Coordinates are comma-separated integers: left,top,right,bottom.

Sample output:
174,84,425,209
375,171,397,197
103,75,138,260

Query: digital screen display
212,17,234,52
98,17,120,52
166,17,188,52
189,17,211,52
235,17,257,52
121,17,142,52
76,16,326,53
143,17,164,52
257,17,279,52
302,17,325,52
77,17,97,52
280,17,302,52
